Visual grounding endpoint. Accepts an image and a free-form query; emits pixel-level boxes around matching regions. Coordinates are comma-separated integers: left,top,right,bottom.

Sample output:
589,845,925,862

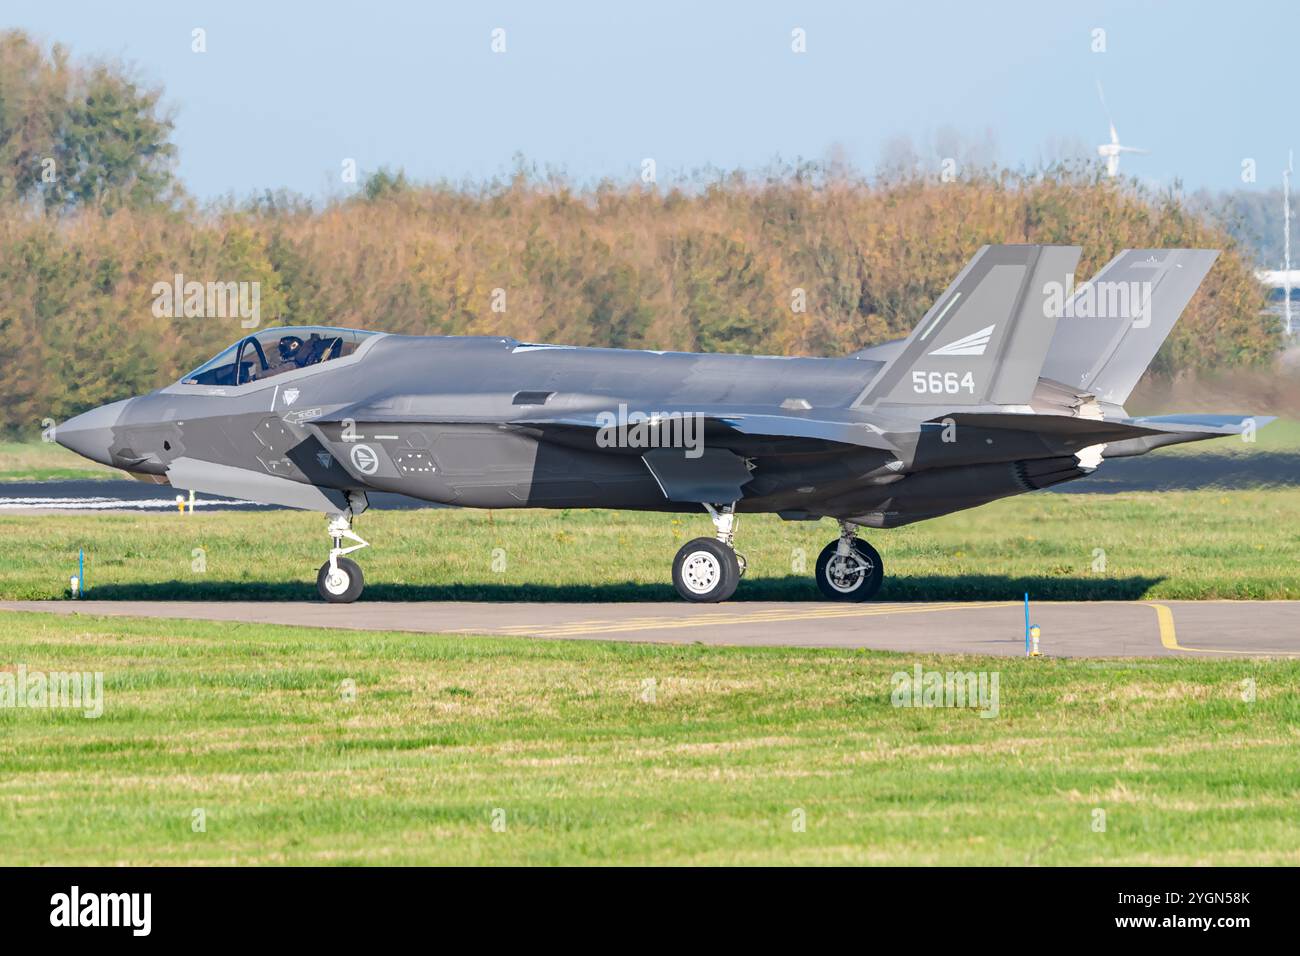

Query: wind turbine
1285,150,1293,337
1096,81,1147,177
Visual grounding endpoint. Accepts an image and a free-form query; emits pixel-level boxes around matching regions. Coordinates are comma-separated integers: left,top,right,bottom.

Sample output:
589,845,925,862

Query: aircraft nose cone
55,399,133,466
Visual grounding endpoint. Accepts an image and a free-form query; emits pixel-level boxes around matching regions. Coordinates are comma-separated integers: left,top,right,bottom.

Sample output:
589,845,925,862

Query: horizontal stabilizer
929,412,1166,444
1126,413,1275,435
1102,414,1274,458
930,411,1274,458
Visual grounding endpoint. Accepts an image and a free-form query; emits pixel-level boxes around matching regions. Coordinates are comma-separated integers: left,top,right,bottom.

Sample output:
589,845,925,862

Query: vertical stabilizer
1040,248,1219,404
857,244,1081,408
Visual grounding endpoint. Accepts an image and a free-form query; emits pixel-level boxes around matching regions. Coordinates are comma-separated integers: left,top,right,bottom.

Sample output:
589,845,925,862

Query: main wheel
815,538,884,601
672,537,741,603
317,556,364,603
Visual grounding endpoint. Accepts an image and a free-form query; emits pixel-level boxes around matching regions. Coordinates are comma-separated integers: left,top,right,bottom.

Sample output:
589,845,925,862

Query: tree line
0,30,1280,434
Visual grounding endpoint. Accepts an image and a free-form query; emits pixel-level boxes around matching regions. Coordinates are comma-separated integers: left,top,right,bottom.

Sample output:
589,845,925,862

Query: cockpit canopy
181,326,377,386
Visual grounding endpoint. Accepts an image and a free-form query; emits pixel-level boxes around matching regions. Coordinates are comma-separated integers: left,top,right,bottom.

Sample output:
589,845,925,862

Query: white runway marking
0,496,266,511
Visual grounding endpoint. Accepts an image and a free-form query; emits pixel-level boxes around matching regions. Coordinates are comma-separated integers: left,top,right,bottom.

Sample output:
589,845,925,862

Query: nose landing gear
814,521,884,601
671,502,745,603
317,512,369,602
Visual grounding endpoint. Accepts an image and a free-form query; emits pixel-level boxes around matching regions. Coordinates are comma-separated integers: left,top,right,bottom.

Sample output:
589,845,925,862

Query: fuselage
57,328,1105,525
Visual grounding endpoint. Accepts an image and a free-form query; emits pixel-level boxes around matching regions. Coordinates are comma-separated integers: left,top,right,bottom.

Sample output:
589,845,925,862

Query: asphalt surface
3,599,1296,658
6,451,1295,658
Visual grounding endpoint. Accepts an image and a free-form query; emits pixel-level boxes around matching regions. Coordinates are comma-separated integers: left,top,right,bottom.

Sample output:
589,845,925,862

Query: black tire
815,538,884,601
317,556,364,603
672,537,741,603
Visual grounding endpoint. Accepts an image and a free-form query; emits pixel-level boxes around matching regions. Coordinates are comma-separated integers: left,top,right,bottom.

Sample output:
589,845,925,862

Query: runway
3,598,1297,658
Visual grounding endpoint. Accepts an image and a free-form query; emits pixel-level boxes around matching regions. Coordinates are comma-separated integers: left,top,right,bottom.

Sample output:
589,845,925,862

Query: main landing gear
317,512,369,603
814,521,884,602
671,509,884,603
671,503,747,603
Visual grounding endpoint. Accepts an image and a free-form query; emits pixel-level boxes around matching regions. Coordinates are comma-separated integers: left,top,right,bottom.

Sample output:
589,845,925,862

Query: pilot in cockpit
277,332,337,370
277,334,306,368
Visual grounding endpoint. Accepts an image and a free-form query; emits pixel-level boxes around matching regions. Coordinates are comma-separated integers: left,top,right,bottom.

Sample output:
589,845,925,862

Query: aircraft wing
309,403,905,453
508,411,901,451
306,404,908,505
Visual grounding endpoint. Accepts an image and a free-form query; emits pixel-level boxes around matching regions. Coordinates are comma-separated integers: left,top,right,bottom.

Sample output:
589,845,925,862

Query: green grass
3,487,1298,602
2,424,1290,865
1,611,1296,865
0,440,116,481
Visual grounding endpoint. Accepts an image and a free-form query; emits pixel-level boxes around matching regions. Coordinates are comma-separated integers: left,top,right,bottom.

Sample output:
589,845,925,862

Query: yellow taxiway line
1147,602,1300,657
497,601,1016,639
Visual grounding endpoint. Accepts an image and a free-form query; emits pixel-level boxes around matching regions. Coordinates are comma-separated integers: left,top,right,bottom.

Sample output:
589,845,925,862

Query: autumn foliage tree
0,31,176,213
0,32,1279,435
0,168,1280,434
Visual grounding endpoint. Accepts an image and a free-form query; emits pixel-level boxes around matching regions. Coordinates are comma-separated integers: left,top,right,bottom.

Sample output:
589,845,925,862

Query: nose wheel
814,522,884,601
317,513,369,603
672,502,744,602
317,556,364,603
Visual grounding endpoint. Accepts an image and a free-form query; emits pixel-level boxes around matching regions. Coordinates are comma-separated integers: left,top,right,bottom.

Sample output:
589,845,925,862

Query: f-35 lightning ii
56,245,1269,603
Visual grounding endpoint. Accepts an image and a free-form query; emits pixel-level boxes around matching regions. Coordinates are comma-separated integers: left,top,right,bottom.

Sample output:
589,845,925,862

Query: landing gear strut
672,502,745,602
317,512,369,603
814,521,884,601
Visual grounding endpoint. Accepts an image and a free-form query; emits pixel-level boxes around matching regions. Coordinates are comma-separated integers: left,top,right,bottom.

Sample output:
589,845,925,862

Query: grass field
1,611,1297,865
3,430,1296,866
2,486,1297,602
0,440,116,481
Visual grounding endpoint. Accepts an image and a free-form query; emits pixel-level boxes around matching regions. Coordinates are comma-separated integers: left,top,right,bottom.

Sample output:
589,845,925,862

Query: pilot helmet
278,335,304,362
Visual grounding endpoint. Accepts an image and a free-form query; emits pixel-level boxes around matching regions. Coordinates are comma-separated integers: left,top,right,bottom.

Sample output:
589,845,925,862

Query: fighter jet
55,245,1269,603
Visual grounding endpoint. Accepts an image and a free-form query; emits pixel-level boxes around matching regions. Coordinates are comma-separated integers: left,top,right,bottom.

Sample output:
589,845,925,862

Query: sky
5,0,1296,199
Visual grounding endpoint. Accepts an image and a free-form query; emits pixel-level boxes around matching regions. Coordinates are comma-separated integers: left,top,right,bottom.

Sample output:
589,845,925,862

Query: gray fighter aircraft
56,245,1268,603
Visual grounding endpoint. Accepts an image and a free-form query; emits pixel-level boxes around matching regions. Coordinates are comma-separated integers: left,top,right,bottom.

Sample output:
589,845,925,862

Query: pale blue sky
6,1,1295,198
